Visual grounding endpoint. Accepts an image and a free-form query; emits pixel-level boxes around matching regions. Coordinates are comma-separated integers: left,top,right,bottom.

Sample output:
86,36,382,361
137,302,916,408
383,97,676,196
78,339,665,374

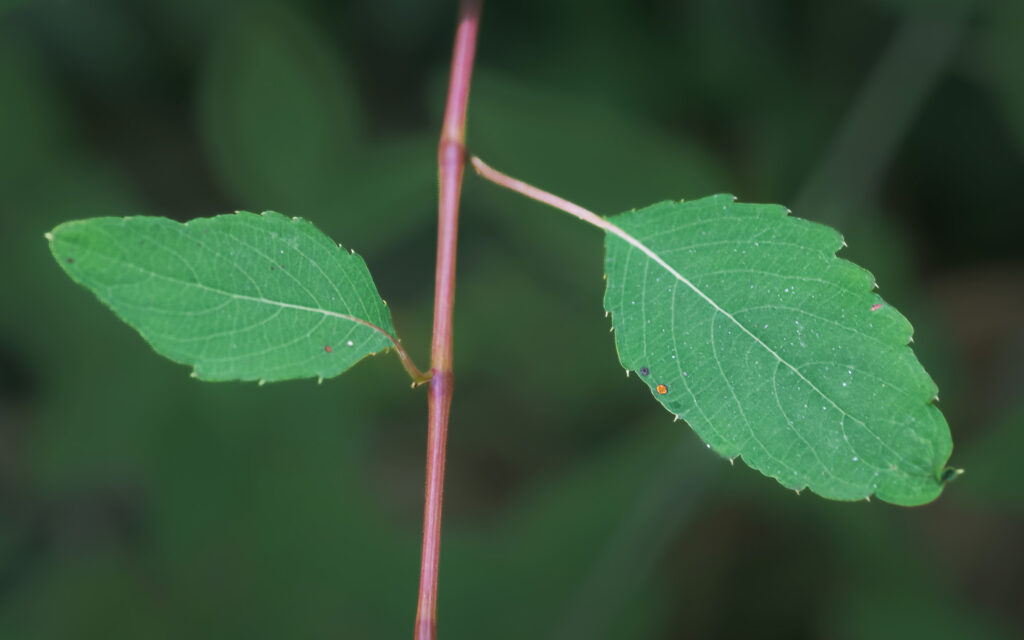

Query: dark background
1,0,1022,638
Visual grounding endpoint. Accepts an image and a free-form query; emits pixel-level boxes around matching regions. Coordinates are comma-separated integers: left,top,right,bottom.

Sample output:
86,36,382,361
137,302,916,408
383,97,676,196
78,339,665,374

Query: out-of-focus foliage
1,0,1021,638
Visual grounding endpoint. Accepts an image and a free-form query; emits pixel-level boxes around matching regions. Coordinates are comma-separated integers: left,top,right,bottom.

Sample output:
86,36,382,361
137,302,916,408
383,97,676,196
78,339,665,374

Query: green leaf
603,194,953,506
47,212,396,383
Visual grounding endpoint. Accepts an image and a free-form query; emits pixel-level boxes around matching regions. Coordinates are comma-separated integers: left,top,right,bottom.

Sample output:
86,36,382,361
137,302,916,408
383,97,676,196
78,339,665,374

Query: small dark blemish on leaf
66,258,74,264
639,366,650,376
270,266,275,271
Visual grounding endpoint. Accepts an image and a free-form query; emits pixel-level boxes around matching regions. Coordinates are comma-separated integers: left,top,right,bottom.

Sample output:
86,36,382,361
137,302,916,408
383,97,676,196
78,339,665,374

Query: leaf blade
48,212,395,382
604,194,952,506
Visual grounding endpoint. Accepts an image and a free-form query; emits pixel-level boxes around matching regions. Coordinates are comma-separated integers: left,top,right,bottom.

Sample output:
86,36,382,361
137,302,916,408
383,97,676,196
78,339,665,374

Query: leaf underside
48,212,395,382
603,194,953,506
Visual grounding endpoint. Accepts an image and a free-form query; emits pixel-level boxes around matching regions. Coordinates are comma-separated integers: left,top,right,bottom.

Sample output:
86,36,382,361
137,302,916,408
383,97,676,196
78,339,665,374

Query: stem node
415,1,481,638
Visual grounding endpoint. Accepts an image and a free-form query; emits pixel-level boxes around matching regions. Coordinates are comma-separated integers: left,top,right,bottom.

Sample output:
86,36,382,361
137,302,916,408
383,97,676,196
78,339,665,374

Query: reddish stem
415,2,481,639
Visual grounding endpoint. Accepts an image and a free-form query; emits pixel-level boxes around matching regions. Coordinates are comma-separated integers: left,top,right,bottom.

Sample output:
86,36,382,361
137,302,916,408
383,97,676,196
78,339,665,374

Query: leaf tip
940,467,964,484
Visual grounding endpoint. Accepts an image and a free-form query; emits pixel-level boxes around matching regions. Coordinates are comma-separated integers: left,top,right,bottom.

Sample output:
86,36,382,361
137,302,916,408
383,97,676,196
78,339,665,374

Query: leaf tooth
44,232,54,241
317,377,324,385
258,379,267,386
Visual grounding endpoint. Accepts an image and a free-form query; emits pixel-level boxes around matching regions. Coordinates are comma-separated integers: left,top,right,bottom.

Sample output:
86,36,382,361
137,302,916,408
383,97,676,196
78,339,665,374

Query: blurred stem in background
793,9,970,224
464,7,974,635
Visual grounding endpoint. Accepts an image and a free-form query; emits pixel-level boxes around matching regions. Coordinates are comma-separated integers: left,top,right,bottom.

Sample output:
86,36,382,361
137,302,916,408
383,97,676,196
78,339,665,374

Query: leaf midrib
65,236,396,342
607,217,913,471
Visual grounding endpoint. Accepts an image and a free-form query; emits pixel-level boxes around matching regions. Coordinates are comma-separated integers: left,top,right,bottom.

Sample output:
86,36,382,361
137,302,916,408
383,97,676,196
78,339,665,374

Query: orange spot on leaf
870,303,882,311
656,384,668,395
324,345,332,353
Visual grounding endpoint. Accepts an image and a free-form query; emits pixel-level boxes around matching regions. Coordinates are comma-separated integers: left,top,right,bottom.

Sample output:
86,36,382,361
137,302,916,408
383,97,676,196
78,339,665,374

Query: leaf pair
47,194,954,505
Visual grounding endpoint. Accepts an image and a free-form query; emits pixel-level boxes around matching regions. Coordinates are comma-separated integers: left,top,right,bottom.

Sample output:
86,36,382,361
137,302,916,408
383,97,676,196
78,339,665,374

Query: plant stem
471,156,610,232
390,337,433,387
471,156,698,290
416,1,480,639
339,316,430,385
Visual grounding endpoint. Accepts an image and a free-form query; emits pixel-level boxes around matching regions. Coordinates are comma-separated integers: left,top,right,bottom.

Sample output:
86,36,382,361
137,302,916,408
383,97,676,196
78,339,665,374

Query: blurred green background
2,0,1022,638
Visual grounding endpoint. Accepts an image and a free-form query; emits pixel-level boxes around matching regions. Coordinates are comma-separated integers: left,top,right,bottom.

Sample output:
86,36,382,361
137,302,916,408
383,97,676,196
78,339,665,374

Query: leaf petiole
355,315,431,386
471,155,609,232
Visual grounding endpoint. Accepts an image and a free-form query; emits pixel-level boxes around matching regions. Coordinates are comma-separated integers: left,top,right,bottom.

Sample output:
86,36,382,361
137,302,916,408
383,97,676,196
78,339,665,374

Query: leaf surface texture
604,194,952,505
49,212,395,382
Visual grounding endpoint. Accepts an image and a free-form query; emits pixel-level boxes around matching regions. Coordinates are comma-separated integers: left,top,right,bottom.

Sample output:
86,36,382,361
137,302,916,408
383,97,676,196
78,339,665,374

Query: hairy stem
416,1,480,638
